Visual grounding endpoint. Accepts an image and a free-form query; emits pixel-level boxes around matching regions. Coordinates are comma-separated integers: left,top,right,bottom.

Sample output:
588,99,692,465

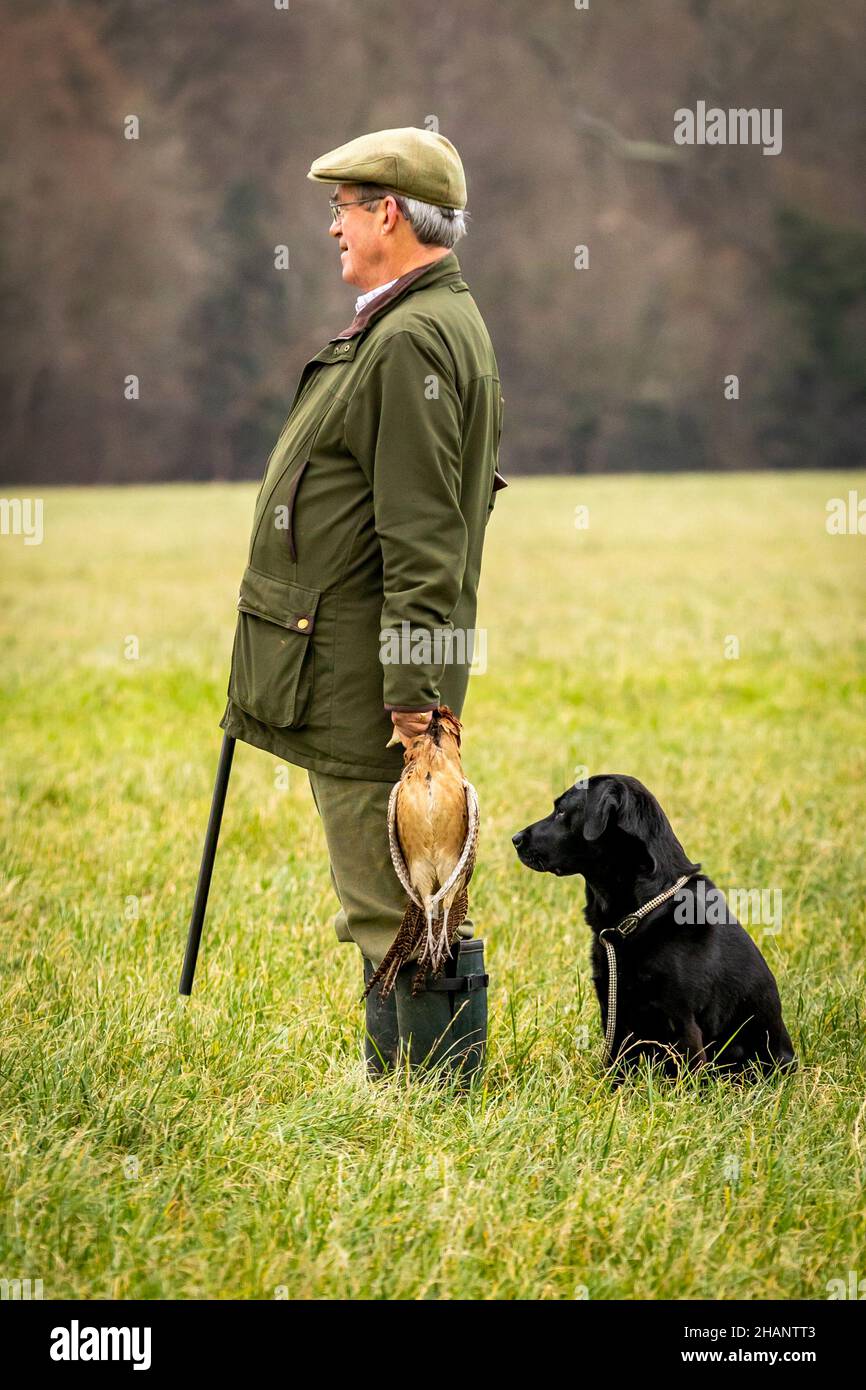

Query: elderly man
220,127,505,1080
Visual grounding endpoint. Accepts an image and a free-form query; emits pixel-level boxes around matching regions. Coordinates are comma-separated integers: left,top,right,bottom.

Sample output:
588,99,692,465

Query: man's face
329,183,385,290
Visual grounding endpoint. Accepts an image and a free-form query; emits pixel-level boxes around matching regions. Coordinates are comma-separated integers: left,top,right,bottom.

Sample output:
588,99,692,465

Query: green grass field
1,472,864,1300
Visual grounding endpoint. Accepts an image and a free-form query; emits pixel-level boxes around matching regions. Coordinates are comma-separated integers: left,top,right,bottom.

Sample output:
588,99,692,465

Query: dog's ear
586,776,683,876
584,778,654,845
583,779,622,841
616,783,664,867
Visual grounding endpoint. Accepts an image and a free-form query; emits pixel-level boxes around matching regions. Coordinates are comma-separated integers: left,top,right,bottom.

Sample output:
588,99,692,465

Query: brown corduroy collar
333,252,462,340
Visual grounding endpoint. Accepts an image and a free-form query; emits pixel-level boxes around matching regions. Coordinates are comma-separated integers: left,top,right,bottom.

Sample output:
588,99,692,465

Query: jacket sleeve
344,328,467,711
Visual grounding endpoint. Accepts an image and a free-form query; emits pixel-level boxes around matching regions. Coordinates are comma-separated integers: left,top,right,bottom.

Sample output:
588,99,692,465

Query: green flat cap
308,126,467,210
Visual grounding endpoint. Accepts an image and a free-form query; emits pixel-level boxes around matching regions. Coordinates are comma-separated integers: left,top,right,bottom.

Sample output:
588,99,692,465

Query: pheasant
363,706,479,1001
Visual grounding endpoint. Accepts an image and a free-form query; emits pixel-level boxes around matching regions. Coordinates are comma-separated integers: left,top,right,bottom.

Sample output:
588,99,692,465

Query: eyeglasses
328,195,382,225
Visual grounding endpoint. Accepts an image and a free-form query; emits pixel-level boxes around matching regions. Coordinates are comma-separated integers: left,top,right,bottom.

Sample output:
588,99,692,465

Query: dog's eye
554,809,566,822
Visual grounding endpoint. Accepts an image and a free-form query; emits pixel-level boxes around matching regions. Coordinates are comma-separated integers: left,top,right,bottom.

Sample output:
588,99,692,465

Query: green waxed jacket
220,250,505,781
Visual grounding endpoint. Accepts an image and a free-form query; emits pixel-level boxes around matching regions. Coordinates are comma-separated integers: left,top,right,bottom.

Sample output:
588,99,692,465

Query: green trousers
308,770,475,968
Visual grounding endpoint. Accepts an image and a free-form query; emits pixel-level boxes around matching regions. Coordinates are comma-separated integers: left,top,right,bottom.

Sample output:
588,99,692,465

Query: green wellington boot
363,956,400,1076
393,939,489,1084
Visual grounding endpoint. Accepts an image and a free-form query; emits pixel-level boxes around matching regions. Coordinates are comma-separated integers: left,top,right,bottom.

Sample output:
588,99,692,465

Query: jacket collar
333,251,465,340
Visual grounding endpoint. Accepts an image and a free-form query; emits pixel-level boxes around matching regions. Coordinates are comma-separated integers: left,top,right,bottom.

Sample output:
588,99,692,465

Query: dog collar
599,872,695,942
598,872,696,1066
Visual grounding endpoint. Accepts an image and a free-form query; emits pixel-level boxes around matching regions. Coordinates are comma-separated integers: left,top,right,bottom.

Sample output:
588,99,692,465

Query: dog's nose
512,831,525,849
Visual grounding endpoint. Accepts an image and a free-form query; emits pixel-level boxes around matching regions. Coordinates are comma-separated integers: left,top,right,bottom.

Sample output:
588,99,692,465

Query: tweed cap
307,127,467,210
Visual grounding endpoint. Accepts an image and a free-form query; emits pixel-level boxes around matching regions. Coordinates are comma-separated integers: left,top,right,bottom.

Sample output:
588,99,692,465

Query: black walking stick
178,733,236,996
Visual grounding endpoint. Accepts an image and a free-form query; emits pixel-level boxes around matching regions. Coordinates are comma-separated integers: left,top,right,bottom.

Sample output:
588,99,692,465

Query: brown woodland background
1,0,864,484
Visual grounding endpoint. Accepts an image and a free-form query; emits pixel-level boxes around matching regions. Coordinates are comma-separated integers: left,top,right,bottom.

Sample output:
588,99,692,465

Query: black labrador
513,774,796,1077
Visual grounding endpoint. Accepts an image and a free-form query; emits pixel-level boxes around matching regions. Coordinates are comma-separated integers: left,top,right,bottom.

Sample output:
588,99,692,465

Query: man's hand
389,709,434,747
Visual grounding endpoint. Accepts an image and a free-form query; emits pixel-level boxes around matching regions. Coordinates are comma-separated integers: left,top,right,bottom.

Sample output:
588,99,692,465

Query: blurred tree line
1,0,863,484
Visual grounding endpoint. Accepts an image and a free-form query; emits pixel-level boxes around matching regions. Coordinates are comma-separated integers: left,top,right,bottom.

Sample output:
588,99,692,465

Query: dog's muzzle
512,831,547,872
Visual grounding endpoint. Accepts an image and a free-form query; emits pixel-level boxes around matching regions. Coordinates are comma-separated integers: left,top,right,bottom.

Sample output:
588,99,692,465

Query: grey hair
350,183,468,249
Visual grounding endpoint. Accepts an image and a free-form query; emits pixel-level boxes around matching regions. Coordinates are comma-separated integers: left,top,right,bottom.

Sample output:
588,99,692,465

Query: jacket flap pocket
237,566,320,635
228,567,321,729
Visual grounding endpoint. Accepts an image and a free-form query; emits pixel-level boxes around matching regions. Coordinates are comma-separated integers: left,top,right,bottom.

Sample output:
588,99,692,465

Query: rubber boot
394,939,488,1084
363,956,400,1076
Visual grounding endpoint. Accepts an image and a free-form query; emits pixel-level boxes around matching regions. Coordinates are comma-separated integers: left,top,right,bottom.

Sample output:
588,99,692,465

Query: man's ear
584,779,622,841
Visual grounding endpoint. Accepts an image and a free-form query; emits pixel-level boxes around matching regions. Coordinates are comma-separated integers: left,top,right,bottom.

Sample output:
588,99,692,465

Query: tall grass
1,474,864,1298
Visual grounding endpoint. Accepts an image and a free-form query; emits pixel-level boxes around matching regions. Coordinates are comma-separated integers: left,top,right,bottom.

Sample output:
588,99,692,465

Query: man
220,127,506,1079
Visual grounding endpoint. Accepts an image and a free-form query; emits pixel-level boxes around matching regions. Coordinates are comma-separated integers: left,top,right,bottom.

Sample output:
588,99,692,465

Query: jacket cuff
384,703,439,713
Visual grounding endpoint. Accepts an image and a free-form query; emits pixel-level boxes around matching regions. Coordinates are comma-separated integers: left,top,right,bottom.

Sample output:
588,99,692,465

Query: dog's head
512,774,697,882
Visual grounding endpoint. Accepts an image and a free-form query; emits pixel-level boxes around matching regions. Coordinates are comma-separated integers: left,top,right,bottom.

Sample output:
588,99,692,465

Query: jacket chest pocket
227,566,321,728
